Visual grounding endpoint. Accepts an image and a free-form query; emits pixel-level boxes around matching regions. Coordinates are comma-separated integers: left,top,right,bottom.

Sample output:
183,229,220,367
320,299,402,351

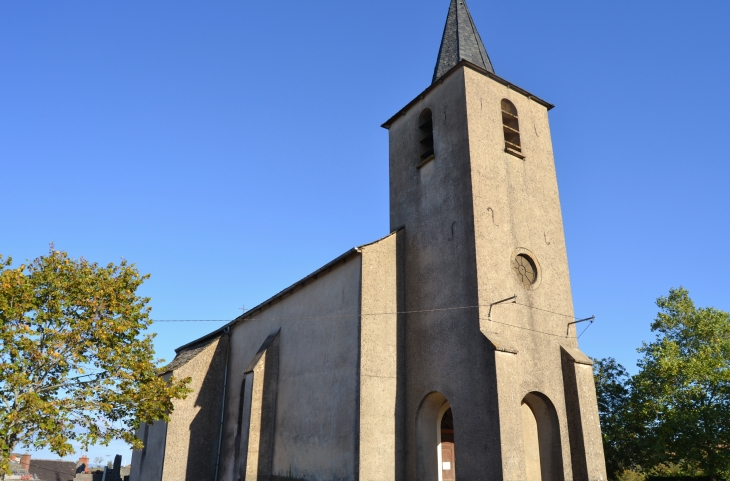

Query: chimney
78,455,90,469
20,453,31,472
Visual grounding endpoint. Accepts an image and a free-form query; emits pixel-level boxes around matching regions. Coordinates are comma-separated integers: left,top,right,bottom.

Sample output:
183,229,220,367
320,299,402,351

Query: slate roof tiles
433,0,494,83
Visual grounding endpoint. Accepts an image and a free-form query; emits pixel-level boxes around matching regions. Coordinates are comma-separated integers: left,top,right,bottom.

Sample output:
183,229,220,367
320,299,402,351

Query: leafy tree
633,287,730,481
593,357,639,479
0,248,190,478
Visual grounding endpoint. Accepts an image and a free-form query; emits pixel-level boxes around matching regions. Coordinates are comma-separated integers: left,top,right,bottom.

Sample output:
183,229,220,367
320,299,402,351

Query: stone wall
216,252,363,481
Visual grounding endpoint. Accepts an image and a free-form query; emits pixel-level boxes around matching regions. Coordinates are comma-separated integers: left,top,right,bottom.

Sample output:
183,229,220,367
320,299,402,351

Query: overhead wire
150,300,596,339
577,321,595,339
483,318,575,338
152,300,584,323
153,320,230,322
513,301,579,319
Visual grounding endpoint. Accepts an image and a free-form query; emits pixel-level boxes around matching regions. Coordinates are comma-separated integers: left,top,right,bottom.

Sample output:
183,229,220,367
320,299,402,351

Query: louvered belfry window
418,108,435,164
501,99,522,156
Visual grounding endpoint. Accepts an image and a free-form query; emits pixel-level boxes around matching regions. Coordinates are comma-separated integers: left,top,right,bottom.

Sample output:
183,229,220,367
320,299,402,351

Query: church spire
432,0,494,83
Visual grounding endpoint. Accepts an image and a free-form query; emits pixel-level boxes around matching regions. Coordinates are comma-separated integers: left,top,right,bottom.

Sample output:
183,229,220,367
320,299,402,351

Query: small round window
512,254,537,288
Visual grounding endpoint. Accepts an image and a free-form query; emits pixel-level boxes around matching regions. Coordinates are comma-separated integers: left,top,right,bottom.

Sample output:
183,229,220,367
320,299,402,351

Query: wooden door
441,407,456,480
441,435,455,480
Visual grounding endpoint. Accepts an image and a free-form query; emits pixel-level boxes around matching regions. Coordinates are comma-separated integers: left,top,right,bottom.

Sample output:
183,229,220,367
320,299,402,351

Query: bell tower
383,1,608,480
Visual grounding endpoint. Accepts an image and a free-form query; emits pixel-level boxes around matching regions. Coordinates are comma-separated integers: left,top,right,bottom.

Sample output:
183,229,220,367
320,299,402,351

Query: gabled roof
433,0,494,83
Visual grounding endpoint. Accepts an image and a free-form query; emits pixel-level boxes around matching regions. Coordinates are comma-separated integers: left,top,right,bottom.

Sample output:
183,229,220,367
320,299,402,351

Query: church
130,1,607,480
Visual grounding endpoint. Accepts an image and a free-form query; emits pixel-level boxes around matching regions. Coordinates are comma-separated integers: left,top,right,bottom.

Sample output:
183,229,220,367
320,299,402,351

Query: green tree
0,248,190,478
633,287,730,480
593,357,640,479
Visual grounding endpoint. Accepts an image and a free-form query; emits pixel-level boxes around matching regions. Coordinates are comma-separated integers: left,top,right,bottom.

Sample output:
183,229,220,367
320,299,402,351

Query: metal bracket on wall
488,295,517,320
566,316,595,336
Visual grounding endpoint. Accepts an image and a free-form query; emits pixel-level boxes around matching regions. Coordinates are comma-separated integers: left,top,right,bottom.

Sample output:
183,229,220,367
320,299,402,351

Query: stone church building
130,1,607,480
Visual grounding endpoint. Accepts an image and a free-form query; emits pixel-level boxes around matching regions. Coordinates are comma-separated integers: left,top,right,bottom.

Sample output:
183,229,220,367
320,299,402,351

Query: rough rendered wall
464,66,606,480
217,255,362,481
464,67,577,341
387,64,605,481
388,68,500,481
161,338,227,481
359,232,401,481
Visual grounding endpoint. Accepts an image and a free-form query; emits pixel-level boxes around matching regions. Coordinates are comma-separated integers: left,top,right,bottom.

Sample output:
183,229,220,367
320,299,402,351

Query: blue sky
2,0,729,463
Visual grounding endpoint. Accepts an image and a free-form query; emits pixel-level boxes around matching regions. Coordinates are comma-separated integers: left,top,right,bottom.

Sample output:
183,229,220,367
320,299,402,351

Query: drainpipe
214,327,231,481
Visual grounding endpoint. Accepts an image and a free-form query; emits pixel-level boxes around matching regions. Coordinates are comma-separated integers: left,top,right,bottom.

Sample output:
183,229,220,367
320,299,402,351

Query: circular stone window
512,254,538,288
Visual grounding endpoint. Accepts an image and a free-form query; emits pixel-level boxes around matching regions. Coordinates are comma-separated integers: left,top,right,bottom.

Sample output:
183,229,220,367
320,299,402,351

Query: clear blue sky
2,0,729,463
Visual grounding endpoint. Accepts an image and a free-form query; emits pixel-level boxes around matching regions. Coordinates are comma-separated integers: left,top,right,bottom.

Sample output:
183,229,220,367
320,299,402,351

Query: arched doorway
521,392,564,481
416,392,457,481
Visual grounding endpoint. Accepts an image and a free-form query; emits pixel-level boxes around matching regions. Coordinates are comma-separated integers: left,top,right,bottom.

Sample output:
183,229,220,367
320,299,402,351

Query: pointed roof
433,0,494,83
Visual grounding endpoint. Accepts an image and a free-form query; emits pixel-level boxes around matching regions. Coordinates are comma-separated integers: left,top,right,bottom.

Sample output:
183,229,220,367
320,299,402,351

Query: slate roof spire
433,0,494,83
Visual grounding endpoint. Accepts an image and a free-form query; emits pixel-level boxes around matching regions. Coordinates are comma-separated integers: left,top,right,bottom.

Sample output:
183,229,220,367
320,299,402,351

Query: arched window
501,99,523,158
521,392,564,481
418,108,435,165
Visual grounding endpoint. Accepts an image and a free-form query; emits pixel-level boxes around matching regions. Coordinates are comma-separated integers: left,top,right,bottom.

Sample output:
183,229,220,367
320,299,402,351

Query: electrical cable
149,300,597,339
482,318,573,338
577,321,595,339
151,299,586,323
513,301,579,319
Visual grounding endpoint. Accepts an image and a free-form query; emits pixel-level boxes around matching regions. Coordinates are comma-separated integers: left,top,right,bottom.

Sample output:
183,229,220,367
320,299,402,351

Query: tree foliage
593,357,639,478
594,288,730,481
635,287,730,480
0,248,190,477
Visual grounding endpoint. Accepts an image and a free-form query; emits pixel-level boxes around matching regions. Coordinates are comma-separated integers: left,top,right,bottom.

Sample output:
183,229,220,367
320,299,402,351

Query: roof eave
173,229,404,354
173,247,361,354
382,60,554,129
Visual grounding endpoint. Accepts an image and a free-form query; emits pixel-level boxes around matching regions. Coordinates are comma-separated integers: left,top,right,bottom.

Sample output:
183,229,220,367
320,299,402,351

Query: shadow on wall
184,337,229,481
233,329,280,480
521,392,564,481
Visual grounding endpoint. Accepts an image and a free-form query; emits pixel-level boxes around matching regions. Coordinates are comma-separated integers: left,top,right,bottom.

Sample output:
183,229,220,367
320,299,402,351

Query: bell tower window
418,108,435,166
501,99,524,159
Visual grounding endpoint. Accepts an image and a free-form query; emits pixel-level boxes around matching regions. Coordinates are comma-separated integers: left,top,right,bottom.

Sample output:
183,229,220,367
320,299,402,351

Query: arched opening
521,392,564,481
416,392,456,481
501,99,523,157
418,108,435,165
